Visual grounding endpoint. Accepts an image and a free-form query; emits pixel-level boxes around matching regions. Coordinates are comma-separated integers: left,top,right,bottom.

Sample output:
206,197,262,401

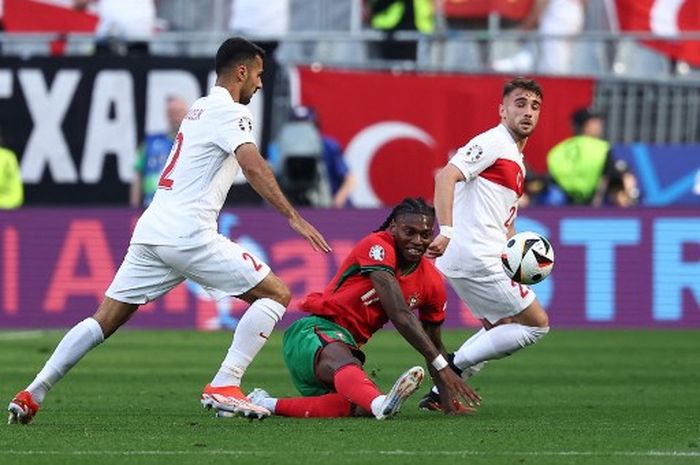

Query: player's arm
422,321,446,354
129,172,142,208
507,222,516,239
369,270,480,409
428,164,466,258
235,142,331,253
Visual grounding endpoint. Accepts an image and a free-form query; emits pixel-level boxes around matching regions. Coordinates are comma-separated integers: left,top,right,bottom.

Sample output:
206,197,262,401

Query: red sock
275,393,352,418
333,364,382,413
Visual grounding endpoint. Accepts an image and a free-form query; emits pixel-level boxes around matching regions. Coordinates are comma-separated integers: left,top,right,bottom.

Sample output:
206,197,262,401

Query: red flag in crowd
3,0,98,54
443,0,534,21
616,0,700,66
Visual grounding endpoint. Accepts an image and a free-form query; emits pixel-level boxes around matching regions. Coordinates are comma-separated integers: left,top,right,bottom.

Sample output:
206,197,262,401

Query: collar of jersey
210,86,236,104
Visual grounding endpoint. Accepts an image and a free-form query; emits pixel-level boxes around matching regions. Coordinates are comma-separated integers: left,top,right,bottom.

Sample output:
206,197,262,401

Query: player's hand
426,235,450,259
289,215,332,253
436,368,481,414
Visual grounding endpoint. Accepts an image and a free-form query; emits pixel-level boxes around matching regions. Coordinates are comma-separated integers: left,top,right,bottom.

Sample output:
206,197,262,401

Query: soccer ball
501,231,555,285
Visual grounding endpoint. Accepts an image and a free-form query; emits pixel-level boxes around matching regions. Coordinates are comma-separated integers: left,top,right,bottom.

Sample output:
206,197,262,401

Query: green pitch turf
1,329,699,465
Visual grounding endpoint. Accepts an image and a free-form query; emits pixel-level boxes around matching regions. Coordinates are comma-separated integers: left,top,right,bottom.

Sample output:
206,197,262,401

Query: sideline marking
1,450,699,457
0,331,49,341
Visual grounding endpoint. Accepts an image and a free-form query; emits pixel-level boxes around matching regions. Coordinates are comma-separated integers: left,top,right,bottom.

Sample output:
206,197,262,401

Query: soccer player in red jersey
236,198,480,419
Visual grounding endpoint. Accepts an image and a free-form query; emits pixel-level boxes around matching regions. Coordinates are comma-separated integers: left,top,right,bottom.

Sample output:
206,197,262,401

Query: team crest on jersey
464,144,483,163
407,293,420,308
238,116,253,132
368,244,385,261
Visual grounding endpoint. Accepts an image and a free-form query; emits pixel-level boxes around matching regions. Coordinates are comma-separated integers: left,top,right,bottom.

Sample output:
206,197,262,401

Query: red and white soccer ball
501,231,555,285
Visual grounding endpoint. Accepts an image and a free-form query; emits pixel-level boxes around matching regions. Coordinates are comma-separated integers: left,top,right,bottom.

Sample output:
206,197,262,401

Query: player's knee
273,285,292,307
259,276,291,307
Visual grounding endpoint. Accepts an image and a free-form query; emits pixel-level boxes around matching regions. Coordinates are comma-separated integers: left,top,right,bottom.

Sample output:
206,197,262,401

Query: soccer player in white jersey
7,37,331,424
418,77,550,411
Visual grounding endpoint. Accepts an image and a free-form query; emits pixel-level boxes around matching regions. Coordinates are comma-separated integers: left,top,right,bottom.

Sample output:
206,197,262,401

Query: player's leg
8,244,182,424
316,342,424,420
6,299,131,425
243,390,353,418
419,275,549,411
222,316,354,418
181,236,285,416
452,303,549,370
208,272,289,389
244,316,423,420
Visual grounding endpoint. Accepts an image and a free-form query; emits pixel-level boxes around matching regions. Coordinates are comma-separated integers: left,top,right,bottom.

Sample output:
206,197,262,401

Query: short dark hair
215,37,265,76
571,107,602,132
374,197,435,232
503,77,543,100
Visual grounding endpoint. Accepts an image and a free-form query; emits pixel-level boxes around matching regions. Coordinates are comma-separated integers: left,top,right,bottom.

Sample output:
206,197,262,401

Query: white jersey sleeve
214,103,257,154
448,134,499,182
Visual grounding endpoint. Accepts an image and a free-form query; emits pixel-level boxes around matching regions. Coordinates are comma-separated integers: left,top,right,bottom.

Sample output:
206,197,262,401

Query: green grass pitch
1,329,699,465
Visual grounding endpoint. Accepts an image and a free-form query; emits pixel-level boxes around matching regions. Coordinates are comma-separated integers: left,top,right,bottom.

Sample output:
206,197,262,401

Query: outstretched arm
422,321,446,355
236,143,331,253
427,164,465,258
370,270,480,410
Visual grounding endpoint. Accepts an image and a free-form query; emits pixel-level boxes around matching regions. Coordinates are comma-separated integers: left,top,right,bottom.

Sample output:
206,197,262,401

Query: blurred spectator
518,171,566,208
492,0,584,74
268,105,355,208
130,96,188,208
605,160,640,207
547,108,639,207
228,0,289,56
0,125,23,209
84,0,158,55
366,0,435,60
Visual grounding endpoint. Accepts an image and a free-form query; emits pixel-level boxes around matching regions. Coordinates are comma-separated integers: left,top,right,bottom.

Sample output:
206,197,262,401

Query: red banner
297,68,594,207
3,0,98,33
444,0,533,21
616,0,700,66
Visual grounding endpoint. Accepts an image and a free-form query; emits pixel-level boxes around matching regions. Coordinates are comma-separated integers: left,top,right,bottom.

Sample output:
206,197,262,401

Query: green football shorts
282,315,362,396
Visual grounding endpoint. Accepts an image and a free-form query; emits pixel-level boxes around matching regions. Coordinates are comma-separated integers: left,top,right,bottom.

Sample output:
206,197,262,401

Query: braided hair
374,197,436,232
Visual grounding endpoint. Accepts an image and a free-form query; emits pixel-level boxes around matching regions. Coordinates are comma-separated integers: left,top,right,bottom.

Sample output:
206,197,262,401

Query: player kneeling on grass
226,198,480,419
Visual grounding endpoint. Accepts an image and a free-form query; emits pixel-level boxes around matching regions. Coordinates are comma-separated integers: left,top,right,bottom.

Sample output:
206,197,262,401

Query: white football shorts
446,272,536,324
106,234,271,304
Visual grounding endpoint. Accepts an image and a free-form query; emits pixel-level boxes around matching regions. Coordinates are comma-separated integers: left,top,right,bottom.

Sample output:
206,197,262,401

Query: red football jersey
299,231,447,346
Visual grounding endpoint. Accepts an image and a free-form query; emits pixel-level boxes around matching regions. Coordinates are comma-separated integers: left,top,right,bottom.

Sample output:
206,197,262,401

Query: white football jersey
131,86,257,246
436,124,526,277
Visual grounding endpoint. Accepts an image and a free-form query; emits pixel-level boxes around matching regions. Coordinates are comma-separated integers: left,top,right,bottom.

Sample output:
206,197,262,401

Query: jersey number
504,205,516,229
242,253,263,271
510,280,529,298
158,132,184,190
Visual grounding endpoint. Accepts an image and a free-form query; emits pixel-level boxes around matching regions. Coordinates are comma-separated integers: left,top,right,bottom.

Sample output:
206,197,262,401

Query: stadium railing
2,30,699,145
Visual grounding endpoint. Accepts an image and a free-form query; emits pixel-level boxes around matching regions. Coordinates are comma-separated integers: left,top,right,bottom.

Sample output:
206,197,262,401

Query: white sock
370,395,386,418
259,397,278,413
210,298,285,387
453,323,549,368
26,318,104,404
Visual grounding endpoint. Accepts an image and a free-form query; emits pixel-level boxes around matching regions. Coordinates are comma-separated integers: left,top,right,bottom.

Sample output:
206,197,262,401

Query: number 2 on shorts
242,252,263,271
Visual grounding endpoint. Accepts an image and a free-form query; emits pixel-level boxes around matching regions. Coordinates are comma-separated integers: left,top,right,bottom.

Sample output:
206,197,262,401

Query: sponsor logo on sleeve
238,116,253,132
464,144,483,163
368,244,385,261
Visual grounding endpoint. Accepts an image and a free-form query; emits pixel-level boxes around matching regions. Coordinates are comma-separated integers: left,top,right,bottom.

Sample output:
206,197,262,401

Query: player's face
499,88,542,140
390,214,435,264
240,55,264,105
